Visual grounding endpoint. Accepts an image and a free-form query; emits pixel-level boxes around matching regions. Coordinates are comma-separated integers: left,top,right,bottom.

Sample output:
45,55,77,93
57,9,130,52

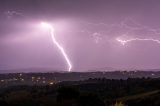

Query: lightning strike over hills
41,22,72,72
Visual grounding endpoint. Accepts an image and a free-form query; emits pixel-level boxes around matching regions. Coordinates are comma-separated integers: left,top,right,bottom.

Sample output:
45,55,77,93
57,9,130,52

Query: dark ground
0,77,159,106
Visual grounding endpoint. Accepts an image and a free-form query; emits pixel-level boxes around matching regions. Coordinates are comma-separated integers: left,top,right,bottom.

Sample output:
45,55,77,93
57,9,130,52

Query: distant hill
88,67,117,72
0,68,65,73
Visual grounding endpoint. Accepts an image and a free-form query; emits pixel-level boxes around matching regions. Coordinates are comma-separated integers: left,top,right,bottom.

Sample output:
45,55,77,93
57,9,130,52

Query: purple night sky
1,0,160,72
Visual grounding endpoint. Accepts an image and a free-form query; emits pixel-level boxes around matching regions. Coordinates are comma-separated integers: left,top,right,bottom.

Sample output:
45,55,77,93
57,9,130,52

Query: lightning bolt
114,18,160,46
41,22,72,72
50,28,72,72
116,38,160,45
84,18,159,46
80,18,160,45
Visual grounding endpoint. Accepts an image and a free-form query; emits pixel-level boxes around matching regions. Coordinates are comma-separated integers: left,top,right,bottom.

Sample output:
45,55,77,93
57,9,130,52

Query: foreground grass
117,90,160,101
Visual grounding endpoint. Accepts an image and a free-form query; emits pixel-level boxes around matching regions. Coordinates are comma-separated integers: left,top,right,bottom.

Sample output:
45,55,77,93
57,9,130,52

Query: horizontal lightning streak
116,38,160,45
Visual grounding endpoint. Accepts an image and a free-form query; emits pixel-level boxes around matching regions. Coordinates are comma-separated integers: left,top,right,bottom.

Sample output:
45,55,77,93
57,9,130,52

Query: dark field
0,77,159,106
